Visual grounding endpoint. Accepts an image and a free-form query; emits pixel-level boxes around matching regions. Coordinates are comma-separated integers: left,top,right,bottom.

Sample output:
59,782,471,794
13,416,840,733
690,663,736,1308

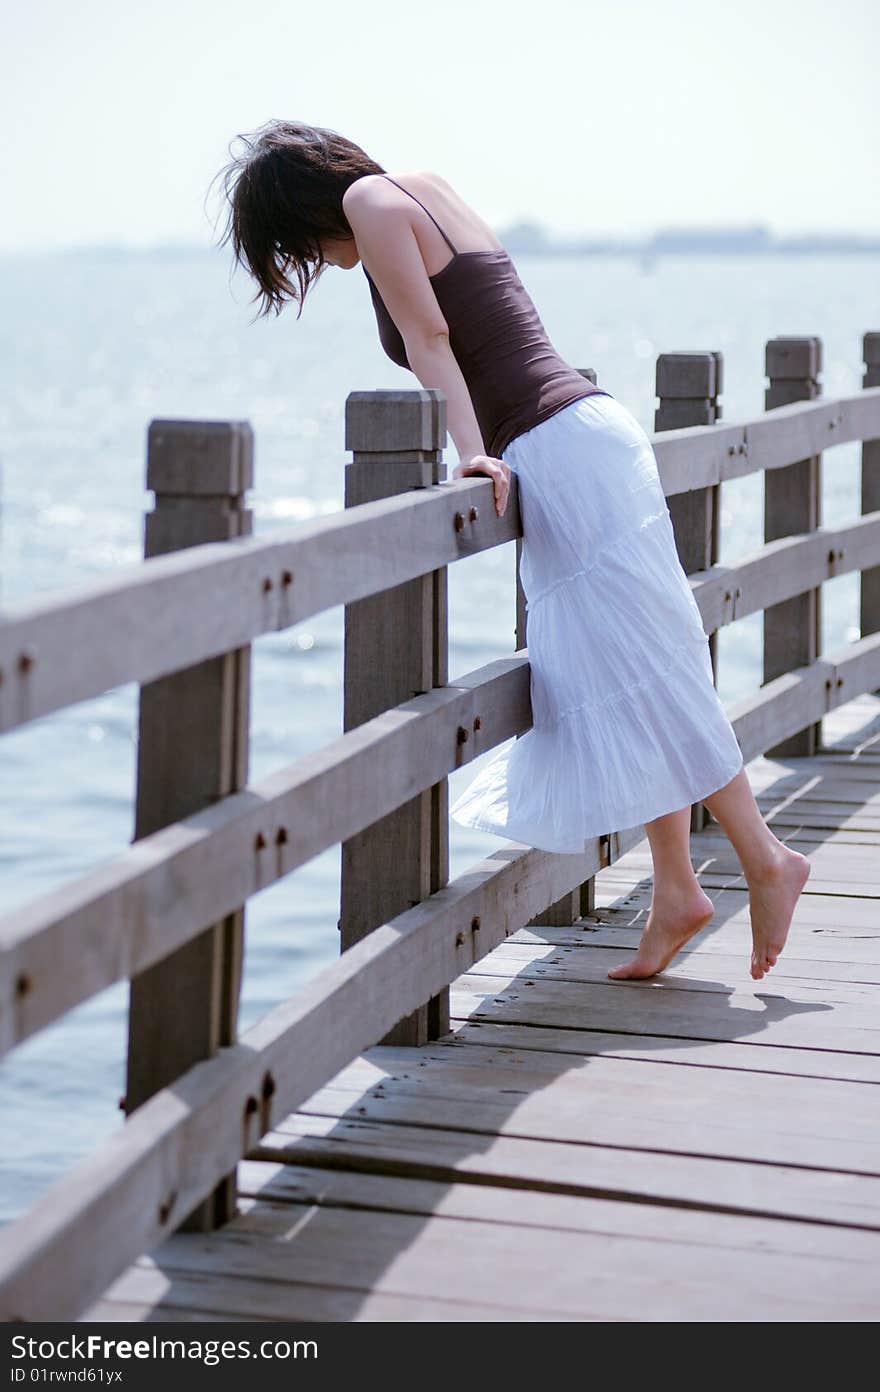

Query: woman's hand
452,455,511,517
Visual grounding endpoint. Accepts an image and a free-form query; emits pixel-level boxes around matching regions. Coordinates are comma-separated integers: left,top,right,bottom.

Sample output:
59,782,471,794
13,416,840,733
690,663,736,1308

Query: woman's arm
343,178,510,516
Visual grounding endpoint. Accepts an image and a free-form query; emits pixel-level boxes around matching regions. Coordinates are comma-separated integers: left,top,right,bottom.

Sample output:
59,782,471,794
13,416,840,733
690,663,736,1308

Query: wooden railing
1,332,879,1321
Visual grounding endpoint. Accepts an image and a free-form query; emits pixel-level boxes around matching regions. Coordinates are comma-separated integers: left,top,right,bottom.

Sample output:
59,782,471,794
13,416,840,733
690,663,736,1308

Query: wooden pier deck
84,694,880,1323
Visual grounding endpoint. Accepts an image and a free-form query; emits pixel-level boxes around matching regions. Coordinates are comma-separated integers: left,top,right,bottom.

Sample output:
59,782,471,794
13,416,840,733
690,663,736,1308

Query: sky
2,0,877,253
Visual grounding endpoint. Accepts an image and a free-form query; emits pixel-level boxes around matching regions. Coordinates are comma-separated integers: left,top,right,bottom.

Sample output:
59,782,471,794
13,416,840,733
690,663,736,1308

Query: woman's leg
607,805,715,980
700,767,811,980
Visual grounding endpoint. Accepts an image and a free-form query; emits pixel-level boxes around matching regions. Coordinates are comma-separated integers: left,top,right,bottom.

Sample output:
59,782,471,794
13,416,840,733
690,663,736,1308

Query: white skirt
449,392,745,854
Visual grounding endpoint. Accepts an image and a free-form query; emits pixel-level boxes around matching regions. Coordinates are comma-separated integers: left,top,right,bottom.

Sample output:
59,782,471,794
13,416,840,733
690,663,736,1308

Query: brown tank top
362,174,612,460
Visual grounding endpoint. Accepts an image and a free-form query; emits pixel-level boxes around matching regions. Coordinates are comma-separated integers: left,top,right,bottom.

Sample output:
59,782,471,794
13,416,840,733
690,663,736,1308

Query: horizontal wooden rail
728,630,880,762
0,475,516,735
653,386,880,495
689,510,880,631
0,654,531,1055
0,818,646,1324
2,388,879,738
4,624,880,1060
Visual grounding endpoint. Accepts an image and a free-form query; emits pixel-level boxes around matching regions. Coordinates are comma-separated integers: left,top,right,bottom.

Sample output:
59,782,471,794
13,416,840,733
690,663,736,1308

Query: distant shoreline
2,229,879,261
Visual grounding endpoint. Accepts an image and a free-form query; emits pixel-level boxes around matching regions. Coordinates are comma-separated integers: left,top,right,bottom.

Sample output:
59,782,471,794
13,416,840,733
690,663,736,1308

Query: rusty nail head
457,726,469,744
825,678,832,690
262,1071,276,1099
828,548,836,563
244,1095,258,1116
255,831,267,851
735,587,742,598
275,826,288,846
281,569,294,586
837,677,843,687
473,715,481,731
262,577,273,593
724,591,732,602
469,506,478,522
118,1095,127,1111
454,511,465,533
15,973,31,998
158,1190,177,1224
471,916,481,932
728,445,736,455
455,931,465,947
18,650,35,674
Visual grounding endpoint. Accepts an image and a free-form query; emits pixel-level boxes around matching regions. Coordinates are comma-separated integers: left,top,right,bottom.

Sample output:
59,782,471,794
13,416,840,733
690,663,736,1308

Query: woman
215,119,811,982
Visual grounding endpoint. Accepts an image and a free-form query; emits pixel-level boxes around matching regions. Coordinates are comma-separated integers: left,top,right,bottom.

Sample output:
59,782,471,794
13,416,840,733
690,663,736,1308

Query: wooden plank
314,1032,880,1101
109,1191,880,1321
321,1039,880,1106
745,745,880,785
691,513,880,633
724,660,832,764
758,815,880,840
652,387,880,497
589,881,880,934
0,471,516,735
763,336,823,756
640,828,880,869
862,333,880,640
745,388,880,476
472,941,880,990
821,693,880,749
616,842,880,889
449,971,880,1053
585,925,880,968
84,1298,282,1323
603,866,878,899
235,1152,880,1252
125,422,251,1232
296,1055,880,1174
656,350,721,834
242,1129,880,1230
340,389,449,1045
832,630,880,704
447,1018,880,1083
568,921,880,973
85,1259,597,1323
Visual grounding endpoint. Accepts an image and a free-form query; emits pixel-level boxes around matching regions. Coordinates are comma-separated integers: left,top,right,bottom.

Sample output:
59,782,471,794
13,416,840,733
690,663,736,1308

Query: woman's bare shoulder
342,169,449,220
342,173,385,210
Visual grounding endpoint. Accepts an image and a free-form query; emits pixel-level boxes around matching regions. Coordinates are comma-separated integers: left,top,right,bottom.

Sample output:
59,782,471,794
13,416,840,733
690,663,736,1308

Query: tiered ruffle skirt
449,392,745,854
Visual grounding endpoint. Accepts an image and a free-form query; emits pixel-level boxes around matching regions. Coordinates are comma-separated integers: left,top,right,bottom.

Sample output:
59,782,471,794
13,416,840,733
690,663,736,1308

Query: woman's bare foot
607,887,715,981
747,845,812,980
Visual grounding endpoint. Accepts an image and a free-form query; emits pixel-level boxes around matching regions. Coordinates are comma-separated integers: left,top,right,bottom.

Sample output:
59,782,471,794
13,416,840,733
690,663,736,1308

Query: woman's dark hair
212,119,386,319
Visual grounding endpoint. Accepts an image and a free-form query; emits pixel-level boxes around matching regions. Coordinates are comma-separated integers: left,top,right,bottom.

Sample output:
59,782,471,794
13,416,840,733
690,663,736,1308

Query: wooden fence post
340,389,449,1046
125,420,253,1232
862,333,880,674
764,336,823,755
655,351,723,832
530,368,600,927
